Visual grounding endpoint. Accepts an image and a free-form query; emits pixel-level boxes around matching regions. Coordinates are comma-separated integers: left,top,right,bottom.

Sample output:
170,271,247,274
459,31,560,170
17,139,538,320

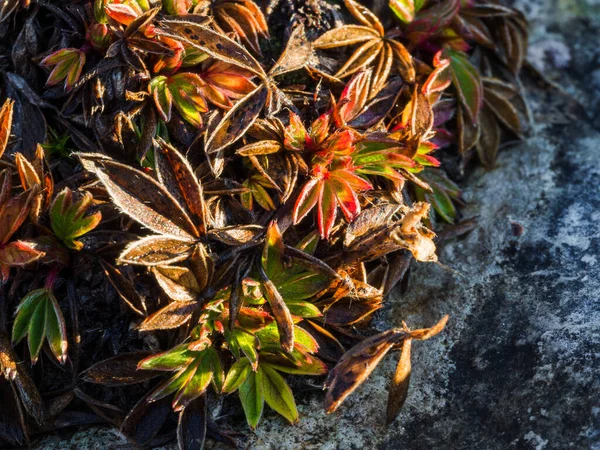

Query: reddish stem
44,266,60,290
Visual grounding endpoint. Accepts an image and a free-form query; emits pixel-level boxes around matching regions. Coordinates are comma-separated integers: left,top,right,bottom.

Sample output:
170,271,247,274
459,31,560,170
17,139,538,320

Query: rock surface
34,1,600,449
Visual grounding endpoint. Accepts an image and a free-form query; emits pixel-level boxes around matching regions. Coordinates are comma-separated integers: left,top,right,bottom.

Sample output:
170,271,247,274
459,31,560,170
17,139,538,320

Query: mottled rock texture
33,0,600,449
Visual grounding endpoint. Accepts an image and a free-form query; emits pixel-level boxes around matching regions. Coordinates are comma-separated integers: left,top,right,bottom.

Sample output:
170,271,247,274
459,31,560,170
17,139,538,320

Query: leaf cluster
0,0,529,448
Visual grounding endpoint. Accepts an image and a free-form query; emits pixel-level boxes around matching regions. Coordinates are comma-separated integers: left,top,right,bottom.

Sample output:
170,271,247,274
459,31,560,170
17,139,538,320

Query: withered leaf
13,363,46,426
0,333,18,380
189,244,213,294
118,235,195,266
78,154,197,239
259,273,294,353
457,105,480,155
0,378,26,446
0,99,14,159
237,140,282,156
121,392,171,447
348,78,403,129
0,186,38,245
324,295,382,326
483,79,523,137
151,265,202,302
392,202,438,262
205,84,268,155
81,352,160,386
476,106,501,170
408,314,449,340
208,225,263,246
154,138,206,235
138,300,198,331
159,18,266,79
313,0,414,95
269,23,314,77
302,320,346,363
177,394,207,450
386,337,411,423
313,25,378,49
0,169,12,209
124,7,160,39
324,328,404,413
344,203,398,248
100,259,147,316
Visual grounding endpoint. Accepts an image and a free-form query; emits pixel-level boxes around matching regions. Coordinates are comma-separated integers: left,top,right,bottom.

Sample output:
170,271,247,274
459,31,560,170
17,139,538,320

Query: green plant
0,0,529,448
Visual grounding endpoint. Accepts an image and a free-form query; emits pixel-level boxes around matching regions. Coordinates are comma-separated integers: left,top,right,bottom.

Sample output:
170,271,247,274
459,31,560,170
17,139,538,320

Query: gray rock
32,1,600,449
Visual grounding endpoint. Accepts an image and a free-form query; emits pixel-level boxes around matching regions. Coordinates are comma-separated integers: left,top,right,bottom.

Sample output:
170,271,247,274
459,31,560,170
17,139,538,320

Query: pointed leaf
121,393,171,447
262,221,284,279
78,154,197,239
447,49,483,123
313,25,377,49
205,84,268,155
45,292,68,363
12,290,45,345
258,364,298,424
118,236,194,266
138,300,198,331
260,277,294,353
0,99,14,158
0,241,44,267
222,358,252,393
386,338,411,423
27,296,47,364
238,370,263,429
155,138,206,235
324,329,403,413
177,395,207,450
0,187,37,245
160,19,265,78
82,352,160,386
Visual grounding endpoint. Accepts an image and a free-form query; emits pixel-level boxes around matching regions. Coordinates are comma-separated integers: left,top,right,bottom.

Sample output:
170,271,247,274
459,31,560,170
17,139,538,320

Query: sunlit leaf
258,363,298,424
0,99,14,159
222,358,252,393
50,188,102,250
138,300,198,331
78,154,197,239
238,370,263,429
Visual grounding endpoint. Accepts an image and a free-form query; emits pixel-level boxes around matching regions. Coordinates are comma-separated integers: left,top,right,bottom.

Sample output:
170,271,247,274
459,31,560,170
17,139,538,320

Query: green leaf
50,188,101,250
168,73,208,128
12,289,45,344
150,76,173,122
389,0,416,23
262,221,284,280
239,370,264,429
232,328,259,370
446,49,483,124
28,297,47,364
295,231,319,255
283,112,307,151
150,363,197,402
45,292,68,363
415,169,461,223
222,358,252,393
207,347,224,392
224,329,241,359
173,352,213,410
277,271,330,301
261,349,328,375
258,363,299,424
138,343,195,371
293,326,319,353
285,300,322,319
